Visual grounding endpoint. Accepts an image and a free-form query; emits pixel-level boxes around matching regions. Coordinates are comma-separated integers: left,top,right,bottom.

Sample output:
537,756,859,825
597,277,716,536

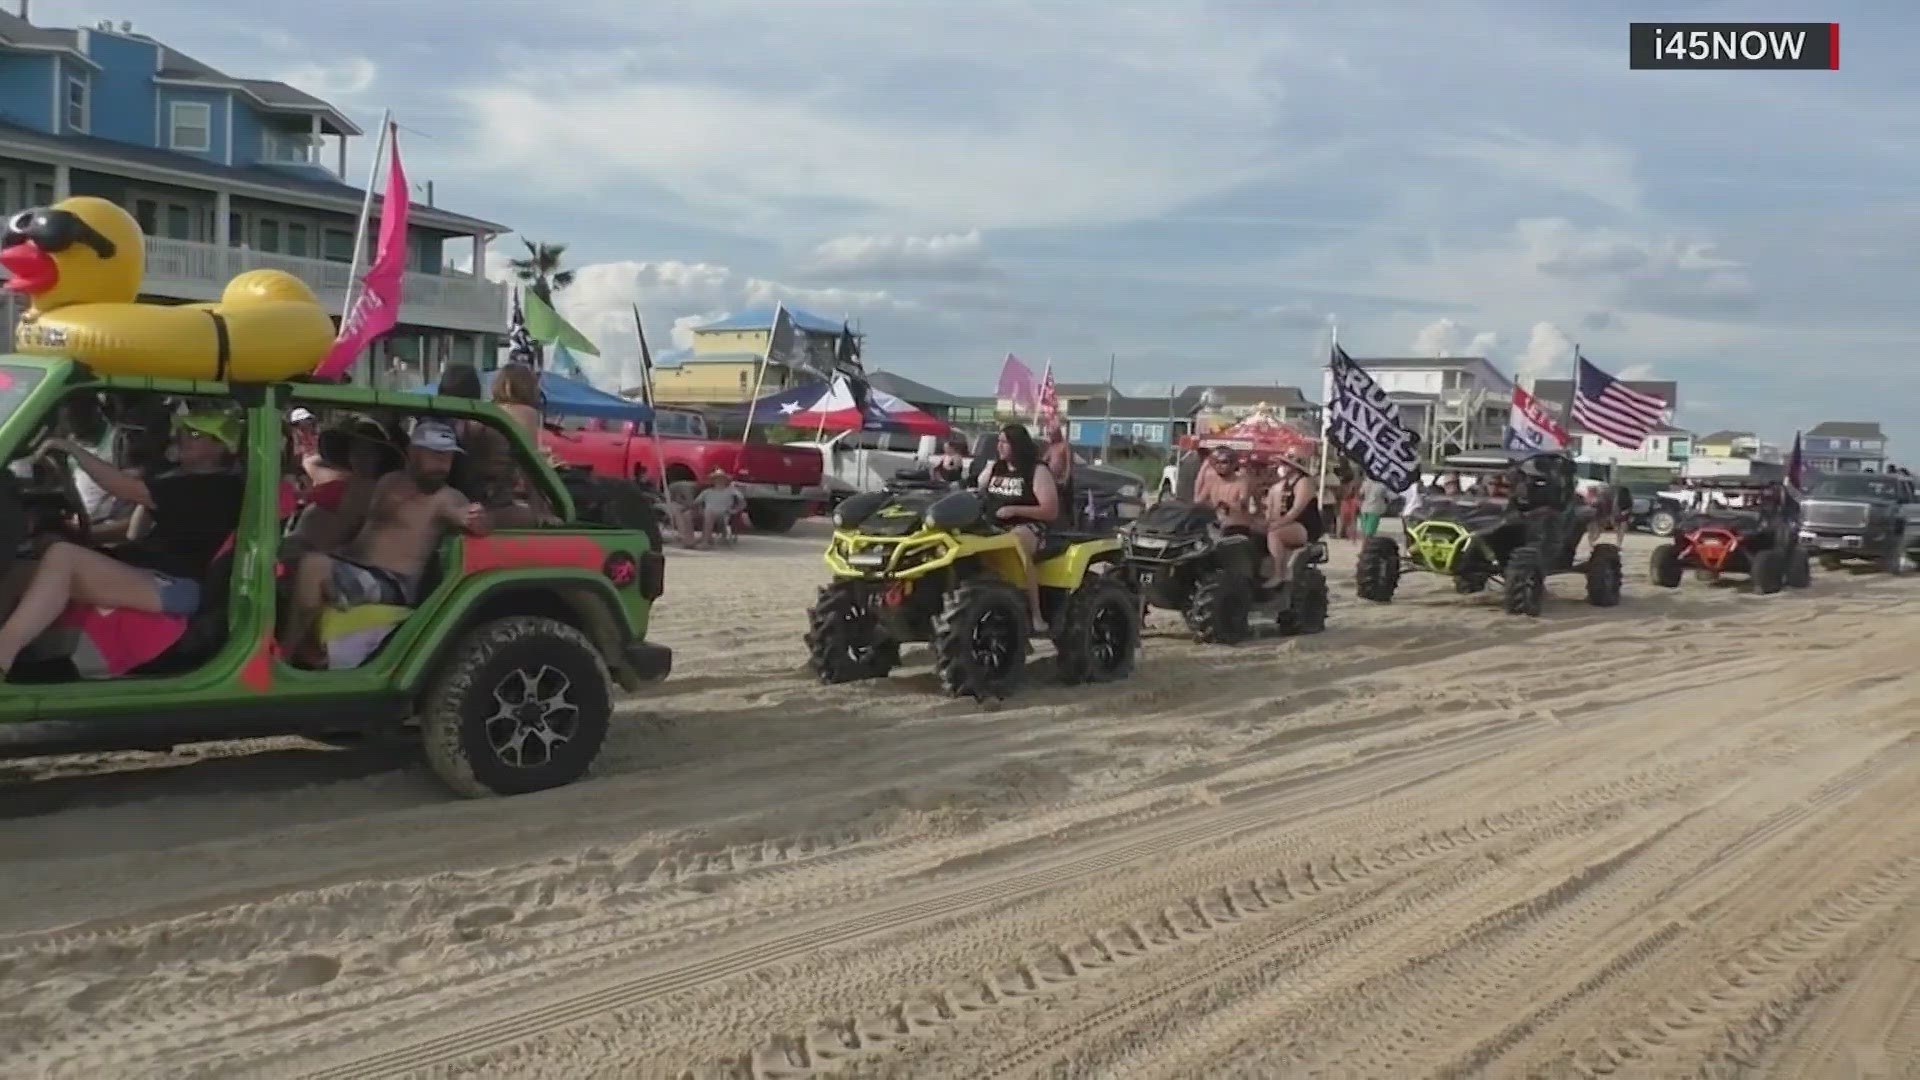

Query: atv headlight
1120,483,1142,499
834,491,888,530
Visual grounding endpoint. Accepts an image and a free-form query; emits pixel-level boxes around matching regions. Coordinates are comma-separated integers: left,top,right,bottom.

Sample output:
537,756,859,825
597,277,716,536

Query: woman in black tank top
1262,454,1325,590
978,423,1060,630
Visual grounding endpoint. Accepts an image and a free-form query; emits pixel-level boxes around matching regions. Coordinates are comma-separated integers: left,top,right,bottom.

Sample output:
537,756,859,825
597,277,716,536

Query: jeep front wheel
419,617,613,798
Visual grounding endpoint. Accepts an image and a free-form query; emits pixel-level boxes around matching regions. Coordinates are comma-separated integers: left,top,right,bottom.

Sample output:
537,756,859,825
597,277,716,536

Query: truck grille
1801,501,1870,530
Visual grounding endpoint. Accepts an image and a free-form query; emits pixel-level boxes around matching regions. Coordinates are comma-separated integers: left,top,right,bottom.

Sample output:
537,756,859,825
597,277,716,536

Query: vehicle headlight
1120,484,1142,499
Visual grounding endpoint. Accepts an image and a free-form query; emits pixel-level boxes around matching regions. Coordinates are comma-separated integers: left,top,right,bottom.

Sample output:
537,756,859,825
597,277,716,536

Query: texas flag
1505,384,1570,452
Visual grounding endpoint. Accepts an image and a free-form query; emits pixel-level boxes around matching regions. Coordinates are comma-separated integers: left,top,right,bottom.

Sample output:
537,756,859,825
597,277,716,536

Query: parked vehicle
543,405,826,533
1797,471,1916,573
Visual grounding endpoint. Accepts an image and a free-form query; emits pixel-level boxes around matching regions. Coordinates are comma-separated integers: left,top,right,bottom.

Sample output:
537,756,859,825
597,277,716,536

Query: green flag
522,288,600,355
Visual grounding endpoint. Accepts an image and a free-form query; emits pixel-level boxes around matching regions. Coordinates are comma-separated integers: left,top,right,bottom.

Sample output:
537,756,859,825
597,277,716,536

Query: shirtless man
1192,448,1257,535
281,421,488,666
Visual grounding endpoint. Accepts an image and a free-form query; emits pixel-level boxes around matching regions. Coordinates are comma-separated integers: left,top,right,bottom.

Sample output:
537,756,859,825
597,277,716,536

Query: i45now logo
1630,22,1839,69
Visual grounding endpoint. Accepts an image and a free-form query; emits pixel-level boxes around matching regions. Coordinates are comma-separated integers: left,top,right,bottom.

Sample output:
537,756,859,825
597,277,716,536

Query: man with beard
280,420,490,667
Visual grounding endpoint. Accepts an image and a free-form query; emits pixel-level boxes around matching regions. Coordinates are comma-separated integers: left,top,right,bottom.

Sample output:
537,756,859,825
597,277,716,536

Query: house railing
141,236,506,333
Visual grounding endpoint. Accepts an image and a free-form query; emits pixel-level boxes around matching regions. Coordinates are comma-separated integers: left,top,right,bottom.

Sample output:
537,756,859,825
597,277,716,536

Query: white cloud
271,58,378,100
807,229,990,279
1411,318,1500,359
1434,132,1644,215
1514,322,1575,386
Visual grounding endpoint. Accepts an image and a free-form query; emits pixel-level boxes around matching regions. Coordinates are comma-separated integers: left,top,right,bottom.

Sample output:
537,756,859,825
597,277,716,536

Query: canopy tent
1182,406,1318,462
749,376,951,438
415,368,652,423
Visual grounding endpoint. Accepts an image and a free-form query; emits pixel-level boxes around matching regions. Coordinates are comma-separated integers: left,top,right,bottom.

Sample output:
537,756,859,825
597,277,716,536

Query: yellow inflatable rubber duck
1,196,336,382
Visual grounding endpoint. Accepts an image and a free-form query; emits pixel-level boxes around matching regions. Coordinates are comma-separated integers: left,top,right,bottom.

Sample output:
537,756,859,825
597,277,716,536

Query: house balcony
141,235,506,334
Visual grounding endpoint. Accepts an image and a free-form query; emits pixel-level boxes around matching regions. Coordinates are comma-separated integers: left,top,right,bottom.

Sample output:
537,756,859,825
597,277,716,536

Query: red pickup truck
542,405,826,533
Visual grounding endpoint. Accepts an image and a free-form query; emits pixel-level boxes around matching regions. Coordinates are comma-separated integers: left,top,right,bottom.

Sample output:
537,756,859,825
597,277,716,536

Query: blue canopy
415,368,652,423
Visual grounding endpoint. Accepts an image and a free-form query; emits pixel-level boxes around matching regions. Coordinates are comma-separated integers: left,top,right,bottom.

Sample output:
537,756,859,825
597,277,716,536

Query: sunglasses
3,208,117,259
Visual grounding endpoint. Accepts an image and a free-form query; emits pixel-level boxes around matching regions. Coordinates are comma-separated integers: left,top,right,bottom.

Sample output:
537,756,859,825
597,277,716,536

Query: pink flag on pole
313,125,410,379
996,353,1037,412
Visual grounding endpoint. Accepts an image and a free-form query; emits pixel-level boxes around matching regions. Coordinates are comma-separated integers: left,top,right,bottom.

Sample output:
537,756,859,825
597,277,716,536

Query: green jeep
0,357,670,797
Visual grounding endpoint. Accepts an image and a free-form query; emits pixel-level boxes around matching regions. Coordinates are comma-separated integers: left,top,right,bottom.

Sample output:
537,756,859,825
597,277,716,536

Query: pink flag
996,352,1036,412
314,125,410,379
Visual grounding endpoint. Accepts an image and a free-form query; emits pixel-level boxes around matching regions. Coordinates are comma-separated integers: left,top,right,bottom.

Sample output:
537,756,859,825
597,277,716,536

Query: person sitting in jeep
0,410,245,677
280,420,490,667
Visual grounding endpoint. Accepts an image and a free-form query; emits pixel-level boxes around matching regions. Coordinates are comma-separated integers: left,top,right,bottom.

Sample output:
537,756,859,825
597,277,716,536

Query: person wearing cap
281,420,490,667
288,406,321,480
0,408,246,676
1261,452,1325,593
692,468,745,548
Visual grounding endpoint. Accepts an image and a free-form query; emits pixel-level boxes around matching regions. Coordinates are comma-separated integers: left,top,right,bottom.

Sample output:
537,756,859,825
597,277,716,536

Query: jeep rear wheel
419,617,613,798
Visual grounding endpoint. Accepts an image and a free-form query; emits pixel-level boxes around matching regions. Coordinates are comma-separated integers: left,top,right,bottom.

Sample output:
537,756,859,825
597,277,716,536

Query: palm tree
507,238,575,303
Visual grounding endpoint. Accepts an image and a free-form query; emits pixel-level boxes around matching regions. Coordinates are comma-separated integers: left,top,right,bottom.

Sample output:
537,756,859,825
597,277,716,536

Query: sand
2,523,1917,1079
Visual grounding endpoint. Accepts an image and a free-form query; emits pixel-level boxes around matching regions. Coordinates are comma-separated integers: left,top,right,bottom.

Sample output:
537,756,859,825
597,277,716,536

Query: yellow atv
806,482,1139,699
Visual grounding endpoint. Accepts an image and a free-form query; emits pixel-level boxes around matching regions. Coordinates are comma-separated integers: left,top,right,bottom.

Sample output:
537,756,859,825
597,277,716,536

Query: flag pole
338,109,392,384
739,302,782,451
1316,321,1336,504
1560,343,1581,430
1101,352,1115,464
631,303,668,493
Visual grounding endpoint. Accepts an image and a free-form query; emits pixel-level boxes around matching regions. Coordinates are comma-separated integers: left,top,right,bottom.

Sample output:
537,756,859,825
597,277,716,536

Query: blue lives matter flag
1325,344,1422,490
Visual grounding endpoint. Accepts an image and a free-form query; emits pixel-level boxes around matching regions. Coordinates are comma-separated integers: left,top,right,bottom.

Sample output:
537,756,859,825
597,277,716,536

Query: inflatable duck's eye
2,209,35,245
21,209,115,259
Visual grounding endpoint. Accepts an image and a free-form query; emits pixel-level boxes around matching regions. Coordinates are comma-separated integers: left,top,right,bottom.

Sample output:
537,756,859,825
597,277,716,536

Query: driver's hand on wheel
995,505,1020,521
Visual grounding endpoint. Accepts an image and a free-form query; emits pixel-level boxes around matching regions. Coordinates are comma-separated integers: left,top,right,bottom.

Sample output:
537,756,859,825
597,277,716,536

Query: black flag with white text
1325,344,1421,490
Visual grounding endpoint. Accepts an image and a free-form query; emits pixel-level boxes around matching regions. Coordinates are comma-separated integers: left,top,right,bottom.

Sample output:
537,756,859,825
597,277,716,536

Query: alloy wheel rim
486,664,580,769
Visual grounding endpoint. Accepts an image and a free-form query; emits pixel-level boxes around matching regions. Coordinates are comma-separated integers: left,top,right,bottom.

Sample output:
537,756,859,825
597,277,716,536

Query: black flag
1325,344,1421,490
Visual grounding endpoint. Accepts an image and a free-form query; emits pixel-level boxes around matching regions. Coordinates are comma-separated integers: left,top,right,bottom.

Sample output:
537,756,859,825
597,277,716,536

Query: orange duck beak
0,241,58,295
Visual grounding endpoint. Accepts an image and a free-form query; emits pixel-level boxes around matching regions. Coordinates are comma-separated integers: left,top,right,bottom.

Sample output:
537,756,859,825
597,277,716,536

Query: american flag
1035,362,1059,427
507,289,538,367
1571,355,1665,449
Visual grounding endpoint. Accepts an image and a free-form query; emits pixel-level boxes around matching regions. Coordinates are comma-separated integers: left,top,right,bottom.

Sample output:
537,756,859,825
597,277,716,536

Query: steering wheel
23,446,94,550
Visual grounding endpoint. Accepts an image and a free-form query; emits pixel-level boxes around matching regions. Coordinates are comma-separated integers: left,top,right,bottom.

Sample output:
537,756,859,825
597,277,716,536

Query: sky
35,0,1920,453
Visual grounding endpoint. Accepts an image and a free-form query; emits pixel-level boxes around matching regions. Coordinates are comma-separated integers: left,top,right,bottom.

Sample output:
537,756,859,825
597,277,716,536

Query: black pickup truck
1797,472,1918,572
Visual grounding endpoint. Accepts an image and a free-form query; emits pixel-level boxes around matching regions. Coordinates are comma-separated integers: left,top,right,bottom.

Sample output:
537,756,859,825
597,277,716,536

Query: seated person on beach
280,421,490,667
0,410,245,678
664,477,702,545
284,417,399,558
1263,454,1325,592
977,424,1061,630
930,436,970,486
439,363,553,528
692,470,745,548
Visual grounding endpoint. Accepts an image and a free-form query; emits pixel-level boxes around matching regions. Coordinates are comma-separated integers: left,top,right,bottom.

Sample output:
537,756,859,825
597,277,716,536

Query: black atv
1355,450,1624,618
1119,500,1329,644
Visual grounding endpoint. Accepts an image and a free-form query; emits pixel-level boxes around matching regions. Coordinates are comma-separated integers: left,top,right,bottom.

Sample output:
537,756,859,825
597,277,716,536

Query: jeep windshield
1808,475,1898,500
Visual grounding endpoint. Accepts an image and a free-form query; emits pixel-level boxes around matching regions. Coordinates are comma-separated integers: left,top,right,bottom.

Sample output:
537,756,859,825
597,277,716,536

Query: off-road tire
1584,542,1623,607
1785,548,1812,589
1053,574,1140,684
1751,549,1785,595
1650,543,1683,589
1454,572,1489,594
1186,568,1254,644
1355,536,1401,603
1885,532,1908,576
1276,566,1329,635
418,617,613,799
747,501,805,534
1502,545,1546,617
931,578,1030,700
1649,508,1678,538
805,581,900,684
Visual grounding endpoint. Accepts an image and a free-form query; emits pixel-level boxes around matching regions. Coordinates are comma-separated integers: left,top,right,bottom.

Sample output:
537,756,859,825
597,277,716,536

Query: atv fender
1036,536,1125,590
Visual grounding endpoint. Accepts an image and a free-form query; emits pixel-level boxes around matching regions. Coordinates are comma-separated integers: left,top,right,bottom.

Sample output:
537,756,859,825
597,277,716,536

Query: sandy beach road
0,526,1913,1079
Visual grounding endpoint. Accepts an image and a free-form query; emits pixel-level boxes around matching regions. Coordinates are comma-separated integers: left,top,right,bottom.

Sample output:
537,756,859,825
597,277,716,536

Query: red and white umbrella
751,376,952,438
1185,406,1318,464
